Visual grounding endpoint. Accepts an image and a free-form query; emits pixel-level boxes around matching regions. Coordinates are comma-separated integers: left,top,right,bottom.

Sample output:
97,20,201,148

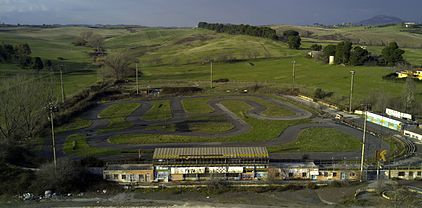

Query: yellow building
103,164,154,184
397,70,422,80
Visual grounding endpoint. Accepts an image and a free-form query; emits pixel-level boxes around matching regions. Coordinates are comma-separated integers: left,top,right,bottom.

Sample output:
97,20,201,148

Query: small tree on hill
288,35,301,49
310,44,322,51
32,57,44,71
322,45,336,63
350,46,369,66
382,42,405,66
103,52,137,81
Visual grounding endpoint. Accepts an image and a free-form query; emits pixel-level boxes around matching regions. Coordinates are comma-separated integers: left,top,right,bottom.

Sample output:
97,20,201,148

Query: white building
404,128,422,141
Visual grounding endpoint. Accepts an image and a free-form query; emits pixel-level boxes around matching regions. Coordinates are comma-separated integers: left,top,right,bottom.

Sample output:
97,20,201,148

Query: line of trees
198,22,302,50
198,22,278,40
73,31,105,54
321,41,405,66
0,43,51,70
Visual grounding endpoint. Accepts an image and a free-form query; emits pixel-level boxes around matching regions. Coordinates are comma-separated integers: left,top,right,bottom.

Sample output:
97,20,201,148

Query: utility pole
360,106,367,182
136,63,139,95
292,60,296,94
349,71,355,113
210,61,213,89
59,64,65,103
47,102,57,169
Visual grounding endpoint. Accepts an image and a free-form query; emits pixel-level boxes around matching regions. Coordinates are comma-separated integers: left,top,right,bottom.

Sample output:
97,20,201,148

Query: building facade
153,147,269,182
103,164,154,184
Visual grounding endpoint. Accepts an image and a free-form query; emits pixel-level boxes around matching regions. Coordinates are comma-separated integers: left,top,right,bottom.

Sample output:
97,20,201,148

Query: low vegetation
64,134,119,157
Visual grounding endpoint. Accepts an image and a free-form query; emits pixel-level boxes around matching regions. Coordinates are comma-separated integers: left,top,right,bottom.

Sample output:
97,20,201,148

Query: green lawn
109,100,307,144
268,128,361,153
98,102,141,132
142,100,172,120
189,121,234,133
63,134,120,157
182,97,214,115
239,96,294,117
56,118,93,133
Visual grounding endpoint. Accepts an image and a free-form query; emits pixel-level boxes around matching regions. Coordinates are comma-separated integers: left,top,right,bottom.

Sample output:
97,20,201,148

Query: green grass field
63,134,120,157
98,102,141,132
142,100,172,120
109,100,307,144
182,97,214,115
268,128,361,153
56,118,93,133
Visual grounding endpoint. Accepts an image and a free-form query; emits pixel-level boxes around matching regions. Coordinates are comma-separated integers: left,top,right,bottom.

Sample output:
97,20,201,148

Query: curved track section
42,95,389,161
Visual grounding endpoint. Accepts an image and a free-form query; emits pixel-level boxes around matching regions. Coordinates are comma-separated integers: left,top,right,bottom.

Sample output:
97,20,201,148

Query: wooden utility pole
291,60,296,94
360,107,367,182
210,61,213,89
60,65,65,103
136,63,139,94
48,102,57,169
349,71,355,113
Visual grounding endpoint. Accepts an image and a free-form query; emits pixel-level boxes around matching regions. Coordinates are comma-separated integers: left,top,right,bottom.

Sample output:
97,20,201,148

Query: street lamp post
349,71,355,113
47,102,58,169
136,63,139,95
292,60,296,94
360,105,368,182
210,61,213,89
59,64,65,103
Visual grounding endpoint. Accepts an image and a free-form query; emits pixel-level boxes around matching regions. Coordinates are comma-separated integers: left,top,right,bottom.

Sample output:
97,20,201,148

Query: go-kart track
43,95,391,161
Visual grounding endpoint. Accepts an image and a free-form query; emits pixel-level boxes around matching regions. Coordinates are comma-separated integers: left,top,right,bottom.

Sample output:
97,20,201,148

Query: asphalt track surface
42,95,389,161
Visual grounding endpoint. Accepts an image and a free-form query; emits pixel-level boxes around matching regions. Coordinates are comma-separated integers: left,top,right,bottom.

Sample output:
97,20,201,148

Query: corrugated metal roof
153,147,268,159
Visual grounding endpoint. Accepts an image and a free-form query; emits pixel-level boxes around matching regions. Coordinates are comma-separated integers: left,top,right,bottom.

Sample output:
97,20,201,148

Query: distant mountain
356,15,404,26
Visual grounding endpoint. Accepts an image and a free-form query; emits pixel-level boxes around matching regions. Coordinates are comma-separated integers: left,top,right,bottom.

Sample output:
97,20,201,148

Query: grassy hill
0,25,421,108
272,24,422,65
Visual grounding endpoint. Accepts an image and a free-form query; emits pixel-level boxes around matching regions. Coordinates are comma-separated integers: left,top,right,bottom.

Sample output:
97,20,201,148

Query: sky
0,0,421,26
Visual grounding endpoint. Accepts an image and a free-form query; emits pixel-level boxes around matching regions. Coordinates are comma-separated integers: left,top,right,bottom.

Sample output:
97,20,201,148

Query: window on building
324,172,328,177
417,171,421,176
333,172,337,177
105,174,111,179
288,172,294,178
122,174,127,180
139,174,145,182
350,172,355,177
409,171,413,177
113,174,118,179
398,172,405,177
302,172,307,178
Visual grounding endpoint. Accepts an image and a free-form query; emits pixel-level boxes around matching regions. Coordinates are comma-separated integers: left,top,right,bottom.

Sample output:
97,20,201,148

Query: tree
18,56,32,69
0,75,53,143
45,59,53,70
32,57,44,71
15,43,31,57
283,30,300,37
322,45,336,63
310,44,322,51
32,159,88,194
103,52,137,80
87,34,105,54
287,35,301,49
350,46,369,66
335,41,352,64
382,42,405,66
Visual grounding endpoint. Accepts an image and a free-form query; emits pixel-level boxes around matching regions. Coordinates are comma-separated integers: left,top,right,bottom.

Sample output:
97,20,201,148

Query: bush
213,78,229,83
314,88,333,100
161,87,203,95
0,163,34,195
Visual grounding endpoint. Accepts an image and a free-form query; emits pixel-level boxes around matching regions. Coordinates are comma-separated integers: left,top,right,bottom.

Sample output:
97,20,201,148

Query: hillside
272,24,422,65
0,25,421,107
356,15,404,26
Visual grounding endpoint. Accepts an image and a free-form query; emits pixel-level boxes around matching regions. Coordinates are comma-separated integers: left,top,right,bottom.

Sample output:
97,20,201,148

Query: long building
153,147,269,182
